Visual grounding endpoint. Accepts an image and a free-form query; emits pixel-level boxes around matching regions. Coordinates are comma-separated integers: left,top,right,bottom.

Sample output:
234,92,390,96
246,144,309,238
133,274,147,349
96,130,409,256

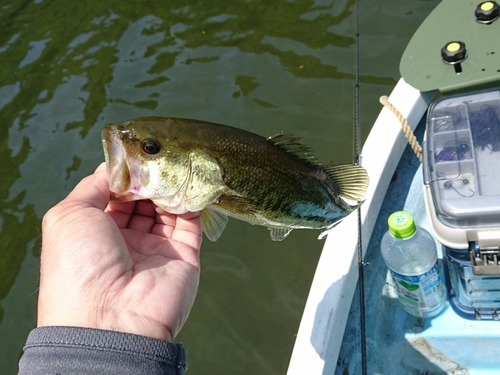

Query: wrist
37,305,173,342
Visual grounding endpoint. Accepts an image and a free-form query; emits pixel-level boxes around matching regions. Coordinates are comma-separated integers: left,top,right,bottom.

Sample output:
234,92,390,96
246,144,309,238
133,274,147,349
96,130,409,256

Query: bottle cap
388,211,416,239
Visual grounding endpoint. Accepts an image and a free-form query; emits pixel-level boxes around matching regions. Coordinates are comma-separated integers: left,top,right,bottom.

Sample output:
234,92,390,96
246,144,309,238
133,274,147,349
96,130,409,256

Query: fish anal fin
318,220,343,240
269,227,292,241
325,164,369,201
201,207,228,242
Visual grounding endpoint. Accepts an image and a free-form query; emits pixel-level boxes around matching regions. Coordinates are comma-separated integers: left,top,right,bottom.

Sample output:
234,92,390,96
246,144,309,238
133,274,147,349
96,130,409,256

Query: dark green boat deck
400,0,500,94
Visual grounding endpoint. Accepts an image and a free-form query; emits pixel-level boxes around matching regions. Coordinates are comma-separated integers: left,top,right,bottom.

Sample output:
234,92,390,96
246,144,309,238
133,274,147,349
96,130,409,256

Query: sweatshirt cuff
19,326,187,375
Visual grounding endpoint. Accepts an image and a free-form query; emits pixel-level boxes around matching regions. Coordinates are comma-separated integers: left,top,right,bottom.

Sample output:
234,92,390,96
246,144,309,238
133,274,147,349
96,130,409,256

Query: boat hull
287,78,435,374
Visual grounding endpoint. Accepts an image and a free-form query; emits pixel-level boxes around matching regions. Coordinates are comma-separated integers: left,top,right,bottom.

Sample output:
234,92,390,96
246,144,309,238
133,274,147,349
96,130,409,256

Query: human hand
37,163,202,342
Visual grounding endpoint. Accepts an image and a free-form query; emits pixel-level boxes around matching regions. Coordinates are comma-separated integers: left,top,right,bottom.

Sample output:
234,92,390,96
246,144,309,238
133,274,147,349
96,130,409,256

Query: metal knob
475,1,500,24
441,42,467,73
441,42,467,64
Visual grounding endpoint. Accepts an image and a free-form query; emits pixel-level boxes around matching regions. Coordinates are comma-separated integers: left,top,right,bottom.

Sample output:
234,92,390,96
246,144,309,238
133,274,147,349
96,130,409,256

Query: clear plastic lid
423,87,500,231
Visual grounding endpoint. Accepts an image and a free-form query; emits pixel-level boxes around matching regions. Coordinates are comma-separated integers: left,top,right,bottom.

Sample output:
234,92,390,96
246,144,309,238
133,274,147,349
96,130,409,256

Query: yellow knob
481,2,494,11
447,42,461,52
476,1,500,23
441,41,467,64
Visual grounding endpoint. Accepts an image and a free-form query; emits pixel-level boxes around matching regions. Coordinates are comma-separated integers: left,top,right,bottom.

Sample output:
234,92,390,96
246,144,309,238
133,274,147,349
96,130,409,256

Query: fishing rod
353,0,368,374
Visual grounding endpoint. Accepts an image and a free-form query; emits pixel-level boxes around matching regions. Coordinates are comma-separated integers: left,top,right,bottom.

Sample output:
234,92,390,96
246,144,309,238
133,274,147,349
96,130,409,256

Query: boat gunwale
287,78,437,374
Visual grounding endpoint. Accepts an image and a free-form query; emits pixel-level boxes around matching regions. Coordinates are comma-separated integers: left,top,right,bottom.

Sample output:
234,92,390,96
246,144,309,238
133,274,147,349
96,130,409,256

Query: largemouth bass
101,117,369,241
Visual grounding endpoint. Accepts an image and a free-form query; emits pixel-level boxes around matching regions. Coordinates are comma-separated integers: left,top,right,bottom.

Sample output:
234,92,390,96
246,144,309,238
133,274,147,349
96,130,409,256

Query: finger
133,200,157,217
106,199,158,228
172,213,202,250
153,212,200,234
64,164,110,210
105,201,137,228
124,200,158,231
152,215,202,250
108,200,172,232
94,161,106,174
151,212,177,239
155,211,178,227
127,215,156,233
155,206,169,215
154,209,201,233
122,224,201,265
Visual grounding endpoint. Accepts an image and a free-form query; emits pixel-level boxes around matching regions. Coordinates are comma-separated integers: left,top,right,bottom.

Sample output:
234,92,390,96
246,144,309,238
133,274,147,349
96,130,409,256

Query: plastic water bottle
381,211,445,318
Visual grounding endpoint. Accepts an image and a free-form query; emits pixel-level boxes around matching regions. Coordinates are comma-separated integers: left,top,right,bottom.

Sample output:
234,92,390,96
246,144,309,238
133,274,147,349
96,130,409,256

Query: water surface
0,1,437,373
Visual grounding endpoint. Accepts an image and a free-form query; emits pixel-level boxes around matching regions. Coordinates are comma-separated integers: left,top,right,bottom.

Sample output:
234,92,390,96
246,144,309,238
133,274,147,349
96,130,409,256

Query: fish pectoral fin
201,207,228,242
324,164,369,201
216,194,260,214
268,227,292,241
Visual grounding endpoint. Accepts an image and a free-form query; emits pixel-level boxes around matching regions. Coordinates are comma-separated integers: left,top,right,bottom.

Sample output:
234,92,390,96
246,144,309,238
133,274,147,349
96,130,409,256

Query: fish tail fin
325,164,369,201
201,206,228,242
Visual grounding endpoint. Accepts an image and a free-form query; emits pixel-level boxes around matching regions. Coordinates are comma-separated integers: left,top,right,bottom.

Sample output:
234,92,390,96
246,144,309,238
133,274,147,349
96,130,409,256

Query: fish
101,116,369,241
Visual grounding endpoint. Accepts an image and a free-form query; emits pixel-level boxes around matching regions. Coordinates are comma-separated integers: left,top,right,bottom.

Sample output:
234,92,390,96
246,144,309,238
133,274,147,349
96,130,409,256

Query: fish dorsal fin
267,132,317,162
201,207,228,242
268,227,293,241
325,164,369,201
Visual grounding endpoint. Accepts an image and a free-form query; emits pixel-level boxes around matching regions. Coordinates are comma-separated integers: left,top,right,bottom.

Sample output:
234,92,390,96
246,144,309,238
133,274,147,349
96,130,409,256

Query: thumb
64,162,110,211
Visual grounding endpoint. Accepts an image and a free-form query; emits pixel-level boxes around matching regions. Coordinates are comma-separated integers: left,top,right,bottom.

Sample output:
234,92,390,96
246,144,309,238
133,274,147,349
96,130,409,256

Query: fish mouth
101,124,142,201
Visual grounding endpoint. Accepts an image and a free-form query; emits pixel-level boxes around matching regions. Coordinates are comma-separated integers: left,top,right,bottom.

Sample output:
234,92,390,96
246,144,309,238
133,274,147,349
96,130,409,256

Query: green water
0,1,437,373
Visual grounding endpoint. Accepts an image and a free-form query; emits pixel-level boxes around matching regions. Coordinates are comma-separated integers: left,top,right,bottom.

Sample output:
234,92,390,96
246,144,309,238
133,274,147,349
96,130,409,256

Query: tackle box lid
423,87,500,249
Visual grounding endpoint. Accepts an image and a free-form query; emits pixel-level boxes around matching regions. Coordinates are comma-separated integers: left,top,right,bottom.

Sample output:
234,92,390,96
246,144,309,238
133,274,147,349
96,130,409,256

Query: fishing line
353,0,368,374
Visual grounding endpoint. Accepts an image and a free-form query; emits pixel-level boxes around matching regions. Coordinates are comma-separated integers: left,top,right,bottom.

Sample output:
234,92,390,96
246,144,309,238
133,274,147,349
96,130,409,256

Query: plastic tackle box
423,87,500,319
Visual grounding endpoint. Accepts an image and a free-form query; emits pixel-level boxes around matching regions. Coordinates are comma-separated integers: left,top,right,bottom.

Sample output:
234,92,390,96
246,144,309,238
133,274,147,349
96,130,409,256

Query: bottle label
390,261,444,317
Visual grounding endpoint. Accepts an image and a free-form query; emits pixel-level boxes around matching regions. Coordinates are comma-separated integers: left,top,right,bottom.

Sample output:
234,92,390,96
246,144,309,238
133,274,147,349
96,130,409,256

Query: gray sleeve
18,326,187,375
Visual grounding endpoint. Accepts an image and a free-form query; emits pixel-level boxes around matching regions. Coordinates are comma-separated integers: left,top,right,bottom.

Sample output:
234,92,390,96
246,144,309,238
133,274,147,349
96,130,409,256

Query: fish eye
141,139,161,154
